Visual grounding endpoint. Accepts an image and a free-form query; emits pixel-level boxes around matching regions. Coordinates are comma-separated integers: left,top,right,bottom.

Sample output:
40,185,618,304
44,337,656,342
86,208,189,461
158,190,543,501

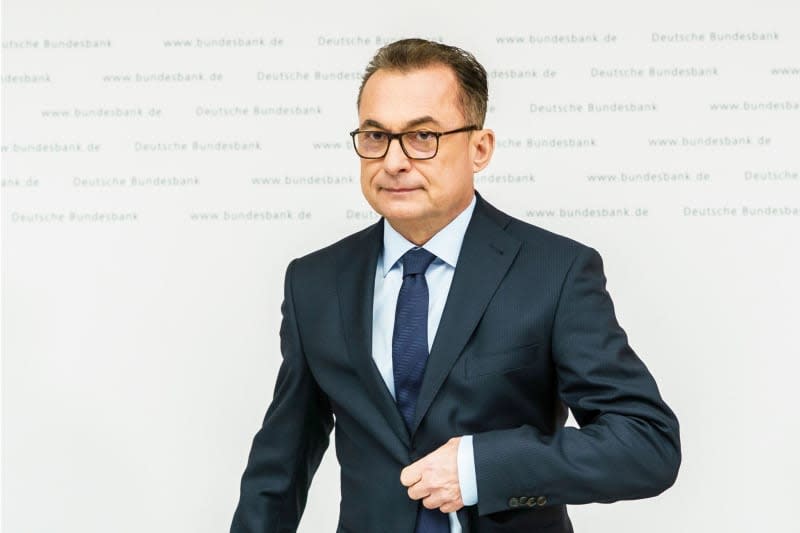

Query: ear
471,128,495,173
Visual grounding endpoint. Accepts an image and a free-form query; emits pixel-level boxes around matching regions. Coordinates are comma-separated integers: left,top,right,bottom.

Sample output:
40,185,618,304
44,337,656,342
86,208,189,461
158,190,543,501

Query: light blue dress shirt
371,194,478,532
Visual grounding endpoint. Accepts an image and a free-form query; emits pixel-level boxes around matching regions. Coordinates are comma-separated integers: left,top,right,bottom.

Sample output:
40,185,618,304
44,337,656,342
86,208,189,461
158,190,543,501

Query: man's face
356,65,487,238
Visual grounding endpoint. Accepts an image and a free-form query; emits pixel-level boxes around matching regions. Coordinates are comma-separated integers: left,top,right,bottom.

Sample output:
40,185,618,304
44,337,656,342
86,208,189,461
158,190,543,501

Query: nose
382,136,412,175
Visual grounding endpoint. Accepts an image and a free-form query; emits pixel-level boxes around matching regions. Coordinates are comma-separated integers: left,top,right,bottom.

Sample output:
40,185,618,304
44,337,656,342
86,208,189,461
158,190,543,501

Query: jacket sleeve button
536,496,547,506
508,497,519,508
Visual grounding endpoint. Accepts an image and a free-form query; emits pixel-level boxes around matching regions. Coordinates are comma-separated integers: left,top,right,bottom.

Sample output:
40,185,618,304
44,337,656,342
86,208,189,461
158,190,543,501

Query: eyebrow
359,116,443,130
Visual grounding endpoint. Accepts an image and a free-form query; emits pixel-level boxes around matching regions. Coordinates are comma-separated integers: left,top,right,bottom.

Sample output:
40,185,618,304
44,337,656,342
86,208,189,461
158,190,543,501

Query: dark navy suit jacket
231,192,681,532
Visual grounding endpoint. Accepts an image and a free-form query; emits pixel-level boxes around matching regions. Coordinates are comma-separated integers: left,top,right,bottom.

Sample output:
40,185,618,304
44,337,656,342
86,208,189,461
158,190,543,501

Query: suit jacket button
536,496,547,506
525,497,535,507
509,497,519,508
518,496,528,505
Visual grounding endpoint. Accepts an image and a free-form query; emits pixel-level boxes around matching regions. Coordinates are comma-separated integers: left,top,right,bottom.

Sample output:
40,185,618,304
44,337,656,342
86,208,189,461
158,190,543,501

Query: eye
413,131,435,142
365,131,387,142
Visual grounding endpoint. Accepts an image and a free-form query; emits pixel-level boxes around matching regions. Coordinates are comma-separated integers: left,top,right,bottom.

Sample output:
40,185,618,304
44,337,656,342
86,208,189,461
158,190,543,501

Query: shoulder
475,192,593,261
474,194,608,295
286,219,382,276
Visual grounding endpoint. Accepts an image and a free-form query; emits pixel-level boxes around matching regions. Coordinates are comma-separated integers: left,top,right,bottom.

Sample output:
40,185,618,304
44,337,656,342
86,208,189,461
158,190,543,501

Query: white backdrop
2,1,799,532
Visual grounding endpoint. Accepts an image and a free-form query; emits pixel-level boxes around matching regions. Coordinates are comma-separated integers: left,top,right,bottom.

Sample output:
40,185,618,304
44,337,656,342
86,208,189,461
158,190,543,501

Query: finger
422,493,444,510
439,498,465,514
407,481,430,501
400,463,422,487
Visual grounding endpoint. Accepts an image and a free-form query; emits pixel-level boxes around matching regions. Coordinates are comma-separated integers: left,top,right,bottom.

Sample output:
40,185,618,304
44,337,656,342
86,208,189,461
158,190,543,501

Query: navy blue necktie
392,248,449,533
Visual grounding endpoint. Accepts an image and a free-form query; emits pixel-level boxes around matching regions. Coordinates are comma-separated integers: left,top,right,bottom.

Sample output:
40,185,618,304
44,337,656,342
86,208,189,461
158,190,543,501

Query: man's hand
400,437,464,513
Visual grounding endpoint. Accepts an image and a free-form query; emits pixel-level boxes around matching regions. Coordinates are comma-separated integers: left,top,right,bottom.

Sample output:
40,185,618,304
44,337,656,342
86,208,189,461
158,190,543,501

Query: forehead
358,65,464,128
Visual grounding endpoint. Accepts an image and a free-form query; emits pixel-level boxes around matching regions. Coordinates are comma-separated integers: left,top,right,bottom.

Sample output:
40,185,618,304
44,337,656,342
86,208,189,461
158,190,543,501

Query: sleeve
230,260,334,532
472,246,681,516
457,434,478,505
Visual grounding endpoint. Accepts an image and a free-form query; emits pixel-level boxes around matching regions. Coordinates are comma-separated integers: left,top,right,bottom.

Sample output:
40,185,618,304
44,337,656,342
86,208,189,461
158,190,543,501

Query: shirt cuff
457,434,478,506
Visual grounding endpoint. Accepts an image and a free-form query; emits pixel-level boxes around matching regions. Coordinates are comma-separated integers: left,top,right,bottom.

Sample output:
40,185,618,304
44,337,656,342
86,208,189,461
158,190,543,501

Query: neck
390,220,442,246
387,209,469,246
387,195,474,246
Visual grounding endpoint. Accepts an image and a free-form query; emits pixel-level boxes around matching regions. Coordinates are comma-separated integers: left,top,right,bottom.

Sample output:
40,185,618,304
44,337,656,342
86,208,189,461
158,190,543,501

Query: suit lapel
337,220,411,448
411,195,521,435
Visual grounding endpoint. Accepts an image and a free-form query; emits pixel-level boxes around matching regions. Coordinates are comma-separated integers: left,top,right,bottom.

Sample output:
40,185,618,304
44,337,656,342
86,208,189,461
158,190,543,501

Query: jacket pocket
477,505,570,532
465,342,542,378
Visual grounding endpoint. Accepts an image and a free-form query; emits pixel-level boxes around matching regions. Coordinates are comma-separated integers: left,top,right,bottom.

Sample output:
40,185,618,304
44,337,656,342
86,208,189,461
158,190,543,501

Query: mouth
381,186,420,194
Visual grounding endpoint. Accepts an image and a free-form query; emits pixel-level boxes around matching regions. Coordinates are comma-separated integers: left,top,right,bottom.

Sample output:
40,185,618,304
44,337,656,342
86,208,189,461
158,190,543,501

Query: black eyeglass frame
348,125,479,160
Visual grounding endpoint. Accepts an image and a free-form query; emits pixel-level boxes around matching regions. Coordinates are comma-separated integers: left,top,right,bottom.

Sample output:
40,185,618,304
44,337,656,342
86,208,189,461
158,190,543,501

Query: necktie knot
401,248,436,277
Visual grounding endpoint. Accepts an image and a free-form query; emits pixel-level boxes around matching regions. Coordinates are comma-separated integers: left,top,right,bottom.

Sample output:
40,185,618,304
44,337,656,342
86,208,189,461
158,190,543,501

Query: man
231,39,680,533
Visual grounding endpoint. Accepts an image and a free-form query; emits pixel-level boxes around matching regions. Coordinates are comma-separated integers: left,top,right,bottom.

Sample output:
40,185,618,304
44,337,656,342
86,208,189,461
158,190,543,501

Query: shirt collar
379,193,476,277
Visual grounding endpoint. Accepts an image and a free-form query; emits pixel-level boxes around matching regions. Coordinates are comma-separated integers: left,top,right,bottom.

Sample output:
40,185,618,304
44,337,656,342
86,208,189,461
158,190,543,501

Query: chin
369,194,419,216
378,204,422,220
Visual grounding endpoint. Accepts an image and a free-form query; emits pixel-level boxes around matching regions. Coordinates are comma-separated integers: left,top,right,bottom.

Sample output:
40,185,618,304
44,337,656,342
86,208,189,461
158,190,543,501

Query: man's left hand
400,436,464,513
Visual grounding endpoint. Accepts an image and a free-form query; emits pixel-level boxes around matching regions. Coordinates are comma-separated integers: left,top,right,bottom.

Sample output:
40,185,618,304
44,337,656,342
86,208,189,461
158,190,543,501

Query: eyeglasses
349,125,479,160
